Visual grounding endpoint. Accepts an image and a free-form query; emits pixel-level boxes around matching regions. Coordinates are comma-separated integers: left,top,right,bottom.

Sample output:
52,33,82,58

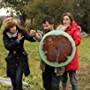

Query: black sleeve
22,31,36,42
3,35,20,51
25,35,36,42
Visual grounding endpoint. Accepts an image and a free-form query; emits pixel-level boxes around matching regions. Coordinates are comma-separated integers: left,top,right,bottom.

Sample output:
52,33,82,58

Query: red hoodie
65,21,81,71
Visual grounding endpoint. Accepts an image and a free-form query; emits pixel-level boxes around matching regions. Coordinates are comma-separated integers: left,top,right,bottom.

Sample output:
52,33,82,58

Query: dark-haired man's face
42,21,54,33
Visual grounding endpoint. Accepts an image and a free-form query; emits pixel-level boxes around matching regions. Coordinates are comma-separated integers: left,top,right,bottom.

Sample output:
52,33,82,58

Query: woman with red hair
57,12,82,90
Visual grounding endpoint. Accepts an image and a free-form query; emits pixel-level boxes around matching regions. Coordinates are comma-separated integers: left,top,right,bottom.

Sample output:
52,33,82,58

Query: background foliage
0,0,90,32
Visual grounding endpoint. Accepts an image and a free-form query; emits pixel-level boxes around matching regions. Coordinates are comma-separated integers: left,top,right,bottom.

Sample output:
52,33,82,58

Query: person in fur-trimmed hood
2,17,40,90
56,12,81,90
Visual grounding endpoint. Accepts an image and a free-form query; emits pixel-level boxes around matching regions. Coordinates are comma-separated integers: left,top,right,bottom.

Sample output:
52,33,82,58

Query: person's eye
66,19,69,21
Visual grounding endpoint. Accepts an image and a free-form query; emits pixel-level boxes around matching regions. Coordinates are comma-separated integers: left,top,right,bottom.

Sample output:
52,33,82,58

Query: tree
72,0,90,33
2,0,90,32
0,0,32,25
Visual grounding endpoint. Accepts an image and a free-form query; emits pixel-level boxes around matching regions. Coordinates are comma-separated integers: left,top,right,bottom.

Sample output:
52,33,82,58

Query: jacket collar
6,30,18,38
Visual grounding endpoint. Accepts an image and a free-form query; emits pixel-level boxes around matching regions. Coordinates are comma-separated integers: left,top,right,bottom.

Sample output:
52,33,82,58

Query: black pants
42,71,61,90
10,66,23,90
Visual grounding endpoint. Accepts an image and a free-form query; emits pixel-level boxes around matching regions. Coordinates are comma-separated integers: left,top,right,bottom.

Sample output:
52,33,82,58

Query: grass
0,29,90,90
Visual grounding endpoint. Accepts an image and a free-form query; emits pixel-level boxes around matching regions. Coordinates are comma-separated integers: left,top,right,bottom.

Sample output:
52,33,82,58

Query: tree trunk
20,13,27,26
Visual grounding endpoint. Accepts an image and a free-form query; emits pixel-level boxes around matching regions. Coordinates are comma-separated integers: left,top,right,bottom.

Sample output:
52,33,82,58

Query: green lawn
0,29,90,90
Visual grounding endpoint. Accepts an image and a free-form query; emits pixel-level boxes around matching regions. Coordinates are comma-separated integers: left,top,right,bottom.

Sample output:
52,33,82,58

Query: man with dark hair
40,16,65,90
41,16,54,33
42,16,54,24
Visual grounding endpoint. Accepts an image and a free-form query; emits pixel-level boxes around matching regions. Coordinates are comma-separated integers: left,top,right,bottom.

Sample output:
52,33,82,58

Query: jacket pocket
5,54,16,64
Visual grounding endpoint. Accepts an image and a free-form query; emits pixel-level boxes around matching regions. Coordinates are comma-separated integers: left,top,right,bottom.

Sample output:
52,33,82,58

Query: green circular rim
39,30,76,67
